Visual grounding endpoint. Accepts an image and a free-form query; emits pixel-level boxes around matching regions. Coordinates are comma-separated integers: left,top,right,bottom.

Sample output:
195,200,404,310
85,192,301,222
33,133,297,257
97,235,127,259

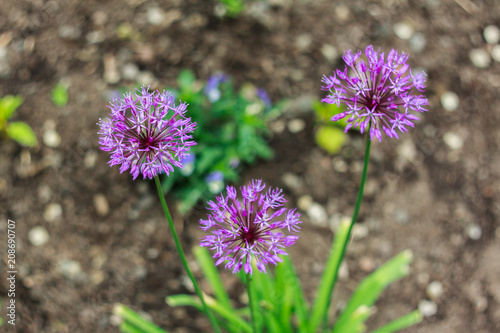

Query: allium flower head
98,86,196,180
321,45,429,141
200,179,301,275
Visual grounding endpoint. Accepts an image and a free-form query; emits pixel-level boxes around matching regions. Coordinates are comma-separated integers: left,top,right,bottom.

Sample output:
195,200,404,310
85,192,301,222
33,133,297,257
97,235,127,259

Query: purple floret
200,179,302,275
321,45,429,141
97,86,197,180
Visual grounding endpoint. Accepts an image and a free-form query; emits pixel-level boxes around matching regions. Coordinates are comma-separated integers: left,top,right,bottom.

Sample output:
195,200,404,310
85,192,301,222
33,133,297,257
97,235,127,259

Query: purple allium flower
98,86,197,180
321,45,429,141
200,179,301,275
204,73,228,102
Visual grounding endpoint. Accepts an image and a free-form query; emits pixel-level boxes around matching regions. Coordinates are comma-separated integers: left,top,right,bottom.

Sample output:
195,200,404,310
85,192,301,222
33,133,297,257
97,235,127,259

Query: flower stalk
246,274,258,333
329,122,372,304
154,176,221,333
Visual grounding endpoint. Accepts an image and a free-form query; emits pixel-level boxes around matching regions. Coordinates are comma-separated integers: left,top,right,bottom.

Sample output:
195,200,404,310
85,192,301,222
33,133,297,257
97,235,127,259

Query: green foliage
51,82,69,107
0,95,38,147
159,70,283,213
114,304,168,333
216,0,246,17
312,100,354,155
166,244,421,333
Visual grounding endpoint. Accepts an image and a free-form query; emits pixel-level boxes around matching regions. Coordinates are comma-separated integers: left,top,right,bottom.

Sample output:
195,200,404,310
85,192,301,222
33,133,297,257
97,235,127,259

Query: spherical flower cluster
321,45,429,141
200,180,301,275
98,86,196,180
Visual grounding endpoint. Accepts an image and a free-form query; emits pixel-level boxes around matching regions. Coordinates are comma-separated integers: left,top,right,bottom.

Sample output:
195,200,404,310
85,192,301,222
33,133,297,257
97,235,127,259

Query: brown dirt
1,0,500,332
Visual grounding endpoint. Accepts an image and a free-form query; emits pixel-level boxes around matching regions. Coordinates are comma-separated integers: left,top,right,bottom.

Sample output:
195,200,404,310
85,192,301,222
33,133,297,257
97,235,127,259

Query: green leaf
193,246,233,310
332,250,414,333
309,219,351,332
51,83,69,107
332,305,373,333
177,183,205,215
370,310,422,333
0,95,23,121
120,321,150,333
219,0,246,17
315,126,347,154
275,255,306,333
166,294,252,333
178,70,196,92
113,304,167,333
251,262,277,332
6,121,38,147
313,100,352,129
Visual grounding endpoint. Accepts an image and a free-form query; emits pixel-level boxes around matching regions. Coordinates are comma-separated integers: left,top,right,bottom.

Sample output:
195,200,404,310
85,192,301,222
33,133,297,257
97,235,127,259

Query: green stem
326,124,372,327
246,274,257,333
154,176,221,333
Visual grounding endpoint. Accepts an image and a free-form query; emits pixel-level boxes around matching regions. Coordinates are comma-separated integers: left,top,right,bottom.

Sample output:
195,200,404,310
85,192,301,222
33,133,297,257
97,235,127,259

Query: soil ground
1,0,500,332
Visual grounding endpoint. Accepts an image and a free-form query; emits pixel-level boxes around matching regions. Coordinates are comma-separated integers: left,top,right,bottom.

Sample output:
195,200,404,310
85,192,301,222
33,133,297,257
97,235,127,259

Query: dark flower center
241,226,259,245
139,136,156,150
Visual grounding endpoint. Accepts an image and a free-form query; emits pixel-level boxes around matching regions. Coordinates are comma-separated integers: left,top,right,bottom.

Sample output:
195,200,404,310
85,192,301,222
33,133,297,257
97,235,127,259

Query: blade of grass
331,305,373,333
370,310,423,333
113,304,167,333
275,255,307,332
193,246,233,310
332,250,413,333
166,294,252,333
308,219,351,332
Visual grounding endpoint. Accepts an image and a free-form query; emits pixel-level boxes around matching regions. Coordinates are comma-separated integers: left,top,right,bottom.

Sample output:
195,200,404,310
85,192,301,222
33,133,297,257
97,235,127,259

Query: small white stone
467,224,482,240
282,173,304,193
270,119,285,133
331,156,347,173
418,299,438,317
58,25,82,40
83,151,98,169
57,259,82,280
483,25,500,44
38,184,52,203
410,33,427,52
426,281,444,300
339,261,349,279
491,44,500,62
297,195,313,211
334,5,350,22
28,226,49,246
122,63,139,81
136,71,156,86
287,119,306,133
393,22,414,40
43,129,61,148
43,203,63,222
104,54,120,84
352,224,369,239
147,248,160,259
86,31,105,44
147,7,165,26
469,48,491,68
321,44,338,62
295,34,312,51
359,256,375,272
443,132,463,150
307,202,328,227
440,91,460,111
93,194,110,217
397,140,416,162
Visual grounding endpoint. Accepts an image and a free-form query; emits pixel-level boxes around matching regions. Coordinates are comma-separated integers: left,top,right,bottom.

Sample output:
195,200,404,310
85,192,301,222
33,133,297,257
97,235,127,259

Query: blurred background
0,0,499,332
